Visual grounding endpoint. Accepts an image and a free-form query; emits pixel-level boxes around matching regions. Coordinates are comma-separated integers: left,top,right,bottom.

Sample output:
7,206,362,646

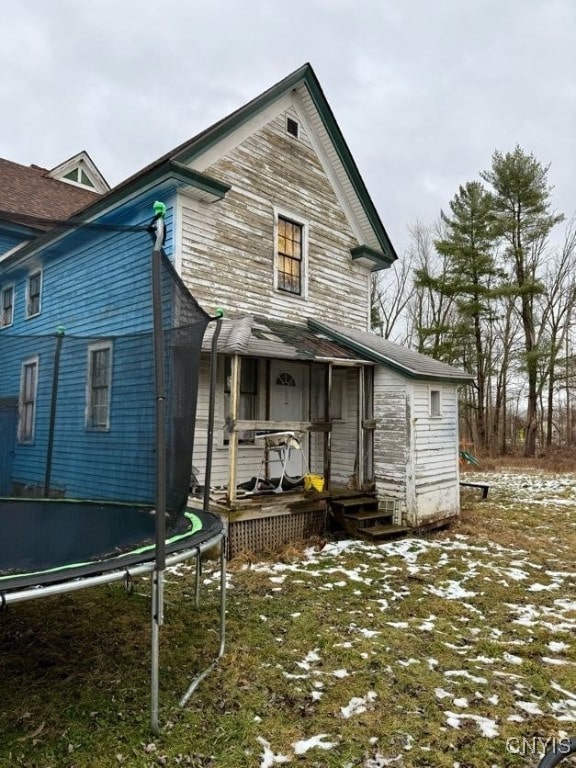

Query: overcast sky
2,0,574,257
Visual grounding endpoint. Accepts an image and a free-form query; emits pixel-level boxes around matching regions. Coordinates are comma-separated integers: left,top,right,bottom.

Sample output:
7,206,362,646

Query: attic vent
63,167,95,188
286,117,299,138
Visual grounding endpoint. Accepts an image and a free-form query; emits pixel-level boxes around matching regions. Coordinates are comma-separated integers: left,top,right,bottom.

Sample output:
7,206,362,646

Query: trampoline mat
0,498,223,591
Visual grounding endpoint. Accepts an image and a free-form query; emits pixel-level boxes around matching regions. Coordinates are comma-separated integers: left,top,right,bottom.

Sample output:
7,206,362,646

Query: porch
197,483,409,558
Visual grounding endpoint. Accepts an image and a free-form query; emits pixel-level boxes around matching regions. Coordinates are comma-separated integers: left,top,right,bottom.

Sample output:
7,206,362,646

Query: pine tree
481,146,564,456
434,181,502,450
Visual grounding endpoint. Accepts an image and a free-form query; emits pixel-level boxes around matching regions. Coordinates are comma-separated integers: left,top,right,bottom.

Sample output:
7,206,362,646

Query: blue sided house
0,152,221,507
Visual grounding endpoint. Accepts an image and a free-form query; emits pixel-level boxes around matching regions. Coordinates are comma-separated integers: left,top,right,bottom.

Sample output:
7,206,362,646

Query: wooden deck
191,483,409,557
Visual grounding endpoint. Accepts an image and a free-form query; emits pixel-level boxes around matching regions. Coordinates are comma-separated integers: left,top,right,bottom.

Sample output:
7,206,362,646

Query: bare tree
537,218,576,446
371,246,416,343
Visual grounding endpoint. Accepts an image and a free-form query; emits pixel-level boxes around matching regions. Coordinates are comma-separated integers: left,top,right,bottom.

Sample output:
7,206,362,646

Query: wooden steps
328,493,408,542
357,523,411,541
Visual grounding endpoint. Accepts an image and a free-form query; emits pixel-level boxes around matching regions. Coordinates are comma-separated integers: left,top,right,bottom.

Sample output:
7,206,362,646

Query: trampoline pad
0,499,222,591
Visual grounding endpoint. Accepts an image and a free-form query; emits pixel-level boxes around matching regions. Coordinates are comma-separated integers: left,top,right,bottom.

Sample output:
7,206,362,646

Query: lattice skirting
227,508,327,559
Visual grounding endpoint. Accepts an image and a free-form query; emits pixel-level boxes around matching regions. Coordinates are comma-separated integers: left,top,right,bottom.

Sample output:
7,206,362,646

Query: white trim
18,355,39,443
25,269,42,319
174,193,185,276
1,283,15,328
86,340,113,431
273,206,309,300
47,151,110,194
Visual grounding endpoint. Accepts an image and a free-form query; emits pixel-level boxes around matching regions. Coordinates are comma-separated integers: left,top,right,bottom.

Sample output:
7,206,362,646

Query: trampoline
0,499,223,594
0,207,227,733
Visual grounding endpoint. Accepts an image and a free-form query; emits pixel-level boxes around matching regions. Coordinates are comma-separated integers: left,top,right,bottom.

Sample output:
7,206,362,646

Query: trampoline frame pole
179,532,227,707
151,216,167,734
203,316,222,514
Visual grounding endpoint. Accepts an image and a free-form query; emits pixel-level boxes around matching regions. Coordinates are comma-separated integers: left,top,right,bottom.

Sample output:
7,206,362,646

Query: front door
269,362,307,478
0,398,18,495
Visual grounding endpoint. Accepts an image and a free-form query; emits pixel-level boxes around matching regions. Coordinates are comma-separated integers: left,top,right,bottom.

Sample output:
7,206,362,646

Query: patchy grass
1,469,576,767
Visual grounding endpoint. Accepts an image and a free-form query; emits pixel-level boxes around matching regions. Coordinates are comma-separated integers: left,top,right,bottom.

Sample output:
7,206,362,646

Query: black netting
0,252,209,530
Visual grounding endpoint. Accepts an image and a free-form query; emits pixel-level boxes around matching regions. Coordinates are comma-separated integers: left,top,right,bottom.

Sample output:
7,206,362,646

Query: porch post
357,366,365,489
323,363,332,491
227,354,241,505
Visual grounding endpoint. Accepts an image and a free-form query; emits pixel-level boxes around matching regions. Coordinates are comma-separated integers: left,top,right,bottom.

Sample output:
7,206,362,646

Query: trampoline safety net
0,252,210,528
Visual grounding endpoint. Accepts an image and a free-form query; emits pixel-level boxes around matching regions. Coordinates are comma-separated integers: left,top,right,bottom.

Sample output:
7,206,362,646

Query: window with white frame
224,356,258,444
276,215,305,296
19,356,38,443
430,388,442,417
1,285,14,327
86,342,112,429
26,270,42,318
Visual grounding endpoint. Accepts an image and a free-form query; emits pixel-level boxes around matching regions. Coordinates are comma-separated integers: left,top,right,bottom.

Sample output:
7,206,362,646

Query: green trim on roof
350,245,395,272
308,319,474,383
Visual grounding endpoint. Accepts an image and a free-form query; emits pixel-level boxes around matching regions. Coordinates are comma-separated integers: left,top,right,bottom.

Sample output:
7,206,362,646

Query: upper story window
26,270,42,318
1,285,14,327
276,215,305,296
19,356,38,443
86,342,112,430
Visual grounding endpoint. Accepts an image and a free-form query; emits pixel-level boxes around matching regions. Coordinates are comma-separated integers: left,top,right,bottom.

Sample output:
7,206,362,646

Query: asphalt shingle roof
0,158,100,229
308,319,474,382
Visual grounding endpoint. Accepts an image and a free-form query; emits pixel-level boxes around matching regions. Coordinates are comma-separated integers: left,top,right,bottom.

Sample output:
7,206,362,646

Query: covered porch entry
199,314,376,503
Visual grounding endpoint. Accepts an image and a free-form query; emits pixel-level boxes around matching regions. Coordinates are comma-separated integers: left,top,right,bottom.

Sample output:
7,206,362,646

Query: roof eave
0,161,230,267
350,245,395,272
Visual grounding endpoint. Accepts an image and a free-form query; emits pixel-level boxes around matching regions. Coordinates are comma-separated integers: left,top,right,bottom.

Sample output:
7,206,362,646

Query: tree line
372,146,576,458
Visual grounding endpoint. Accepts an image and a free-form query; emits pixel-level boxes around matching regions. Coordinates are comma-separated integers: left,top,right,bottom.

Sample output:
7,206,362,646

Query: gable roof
47,151,110,195
97,63,398,269
2,64,397,270
0,156,102,231
308,319,474,383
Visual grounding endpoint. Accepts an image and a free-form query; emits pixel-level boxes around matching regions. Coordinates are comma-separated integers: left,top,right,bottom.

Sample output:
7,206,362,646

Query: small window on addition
430,389,441,417
286,117,299,138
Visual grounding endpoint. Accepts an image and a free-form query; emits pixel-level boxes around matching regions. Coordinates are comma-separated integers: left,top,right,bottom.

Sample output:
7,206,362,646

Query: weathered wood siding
178,108,371,329
331,368,359,485
410,382,459,524
193,354,266,488
373,367,408,518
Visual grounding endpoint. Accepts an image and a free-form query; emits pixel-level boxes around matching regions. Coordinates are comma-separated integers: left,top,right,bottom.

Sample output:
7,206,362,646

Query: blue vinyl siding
0,229,30,256
0,194,178,502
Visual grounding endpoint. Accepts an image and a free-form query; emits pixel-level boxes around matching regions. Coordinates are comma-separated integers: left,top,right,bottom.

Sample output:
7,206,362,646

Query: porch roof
202,315,373,364
308,319,475,383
